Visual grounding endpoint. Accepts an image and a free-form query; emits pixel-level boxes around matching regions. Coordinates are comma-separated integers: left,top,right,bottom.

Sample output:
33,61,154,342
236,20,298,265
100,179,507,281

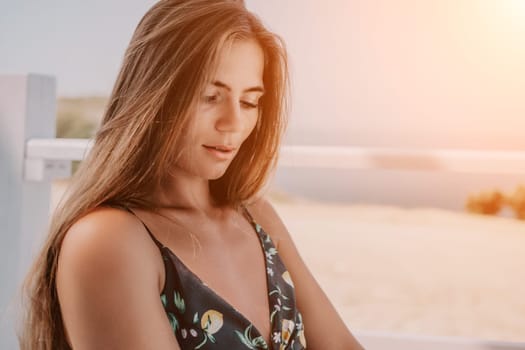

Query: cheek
171,128,199,165
244,114,259,139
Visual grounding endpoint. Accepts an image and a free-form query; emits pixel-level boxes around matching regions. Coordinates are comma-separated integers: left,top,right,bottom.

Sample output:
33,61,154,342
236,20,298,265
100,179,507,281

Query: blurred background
1,0,524,344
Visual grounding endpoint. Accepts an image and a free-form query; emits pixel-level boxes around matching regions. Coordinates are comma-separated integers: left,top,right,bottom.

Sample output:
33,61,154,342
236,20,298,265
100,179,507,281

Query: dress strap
120,206,165,250
240,203,256,224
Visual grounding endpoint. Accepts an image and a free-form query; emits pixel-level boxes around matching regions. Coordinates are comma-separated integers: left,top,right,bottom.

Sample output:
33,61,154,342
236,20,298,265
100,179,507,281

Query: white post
0,74,56,349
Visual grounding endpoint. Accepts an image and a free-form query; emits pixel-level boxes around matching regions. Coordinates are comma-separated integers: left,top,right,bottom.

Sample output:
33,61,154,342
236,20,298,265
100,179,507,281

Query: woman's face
174,38,265,180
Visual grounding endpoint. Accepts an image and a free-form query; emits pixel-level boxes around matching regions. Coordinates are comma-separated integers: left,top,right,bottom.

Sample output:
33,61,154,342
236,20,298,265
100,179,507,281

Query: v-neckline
159,209,274,348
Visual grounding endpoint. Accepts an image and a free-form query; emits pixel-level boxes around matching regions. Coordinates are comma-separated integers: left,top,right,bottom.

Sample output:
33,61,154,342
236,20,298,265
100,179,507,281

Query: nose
215,99,243,133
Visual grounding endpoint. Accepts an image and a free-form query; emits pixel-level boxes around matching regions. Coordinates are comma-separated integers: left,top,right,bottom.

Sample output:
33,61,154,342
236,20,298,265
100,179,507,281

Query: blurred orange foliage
466,185,525,220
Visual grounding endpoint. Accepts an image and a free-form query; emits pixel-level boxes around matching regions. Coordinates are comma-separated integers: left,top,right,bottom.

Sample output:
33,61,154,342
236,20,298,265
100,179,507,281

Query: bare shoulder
63,206,143,238
58,206,160,276
244,196,291,247
58,206,164,294
56,206,177,349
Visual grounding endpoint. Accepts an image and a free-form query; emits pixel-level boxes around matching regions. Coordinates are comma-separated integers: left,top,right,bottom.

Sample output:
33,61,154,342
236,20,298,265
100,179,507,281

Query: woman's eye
241,100,258,109
203,95,219,103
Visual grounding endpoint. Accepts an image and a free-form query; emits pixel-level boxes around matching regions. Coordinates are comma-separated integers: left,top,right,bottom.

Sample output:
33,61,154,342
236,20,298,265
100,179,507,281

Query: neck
151,170,222,217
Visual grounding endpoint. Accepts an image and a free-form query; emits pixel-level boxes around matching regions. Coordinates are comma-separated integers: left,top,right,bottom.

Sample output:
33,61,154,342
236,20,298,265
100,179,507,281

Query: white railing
23,138,525,181
2,74,525,349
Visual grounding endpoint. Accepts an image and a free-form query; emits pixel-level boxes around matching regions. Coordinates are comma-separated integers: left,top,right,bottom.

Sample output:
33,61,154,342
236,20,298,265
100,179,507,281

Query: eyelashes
203,94,259,109
241,101,258,109
203,95,219,103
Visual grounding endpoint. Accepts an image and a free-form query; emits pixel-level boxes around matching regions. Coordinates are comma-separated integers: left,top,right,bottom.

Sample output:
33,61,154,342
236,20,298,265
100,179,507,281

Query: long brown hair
19,1,289,348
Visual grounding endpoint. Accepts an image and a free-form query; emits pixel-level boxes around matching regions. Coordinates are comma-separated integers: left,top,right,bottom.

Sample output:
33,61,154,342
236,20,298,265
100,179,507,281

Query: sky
1,0,525,150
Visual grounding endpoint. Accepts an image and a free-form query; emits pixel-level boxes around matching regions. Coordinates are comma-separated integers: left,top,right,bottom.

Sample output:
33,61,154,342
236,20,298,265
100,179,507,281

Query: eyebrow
212,80,265,94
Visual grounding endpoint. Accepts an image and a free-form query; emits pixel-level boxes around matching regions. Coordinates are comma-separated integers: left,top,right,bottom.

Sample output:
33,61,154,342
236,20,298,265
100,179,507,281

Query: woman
20,0,364,349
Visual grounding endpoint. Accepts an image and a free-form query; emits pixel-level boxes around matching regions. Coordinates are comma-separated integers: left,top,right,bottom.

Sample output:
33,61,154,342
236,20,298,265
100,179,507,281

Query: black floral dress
127,205,306,350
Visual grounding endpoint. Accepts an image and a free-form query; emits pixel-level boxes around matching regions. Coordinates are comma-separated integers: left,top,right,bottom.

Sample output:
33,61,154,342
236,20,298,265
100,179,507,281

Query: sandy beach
51,180,525,342
271,195,525,343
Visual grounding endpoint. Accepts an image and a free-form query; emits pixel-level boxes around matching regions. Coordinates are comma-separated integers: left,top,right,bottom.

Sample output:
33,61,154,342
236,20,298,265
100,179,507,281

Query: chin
207,174,223,181
206,167,230,180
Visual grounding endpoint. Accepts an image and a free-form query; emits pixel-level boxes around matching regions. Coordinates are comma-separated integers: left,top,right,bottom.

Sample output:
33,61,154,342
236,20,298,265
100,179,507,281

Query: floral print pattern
152,205,306,349
235,324,269,349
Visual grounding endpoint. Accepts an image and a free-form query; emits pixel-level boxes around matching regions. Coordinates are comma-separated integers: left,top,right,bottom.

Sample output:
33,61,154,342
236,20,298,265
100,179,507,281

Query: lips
203,144,236,152
202,144,237,160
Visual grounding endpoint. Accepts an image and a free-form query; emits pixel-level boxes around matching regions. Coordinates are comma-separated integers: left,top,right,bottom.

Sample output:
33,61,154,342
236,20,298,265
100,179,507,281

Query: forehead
211,39,265,89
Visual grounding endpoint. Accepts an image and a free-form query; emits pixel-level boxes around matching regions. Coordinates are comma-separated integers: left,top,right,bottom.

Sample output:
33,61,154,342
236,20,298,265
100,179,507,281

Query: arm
247,198,365,350
56,207,181,350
